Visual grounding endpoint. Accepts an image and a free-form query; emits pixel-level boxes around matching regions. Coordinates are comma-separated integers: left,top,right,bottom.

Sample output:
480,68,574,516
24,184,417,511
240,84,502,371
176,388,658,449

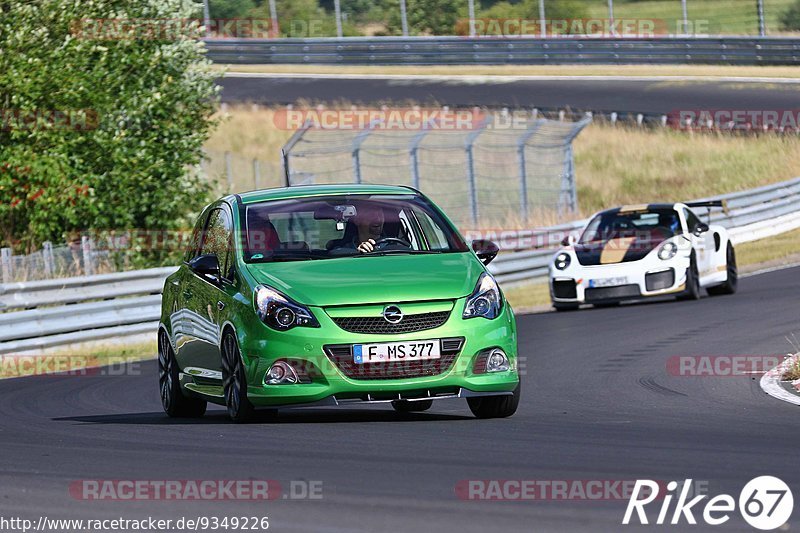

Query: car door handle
217,301,226,311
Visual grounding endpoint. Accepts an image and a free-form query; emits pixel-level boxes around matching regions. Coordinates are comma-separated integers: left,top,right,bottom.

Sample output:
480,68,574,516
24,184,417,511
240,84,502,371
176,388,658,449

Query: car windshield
242,194,469,263
579,208,681,244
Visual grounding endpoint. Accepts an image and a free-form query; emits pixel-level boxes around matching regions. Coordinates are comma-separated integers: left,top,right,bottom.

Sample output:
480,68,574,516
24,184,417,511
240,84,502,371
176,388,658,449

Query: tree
0,0,218,257
386,0,466,35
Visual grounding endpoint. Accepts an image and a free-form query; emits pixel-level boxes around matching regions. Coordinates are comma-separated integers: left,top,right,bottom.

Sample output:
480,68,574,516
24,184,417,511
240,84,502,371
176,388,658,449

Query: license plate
353,340,441,364
589,277,628,288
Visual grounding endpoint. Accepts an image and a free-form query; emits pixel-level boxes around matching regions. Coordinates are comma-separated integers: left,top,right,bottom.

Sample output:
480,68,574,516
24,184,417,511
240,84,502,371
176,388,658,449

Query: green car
158,184,520,422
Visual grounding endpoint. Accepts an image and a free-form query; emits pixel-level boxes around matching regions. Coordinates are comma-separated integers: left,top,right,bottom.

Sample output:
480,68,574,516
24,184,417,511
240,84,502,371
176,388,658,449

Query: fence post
757,0,766,36
42,241,54,278
224,151,233,191
281,119,313,187
253,158,261,189
516,119,545,226
559,115,593,216
352,119,382,185
464,117,491,227
81,236,95,276
681,0,689,35
409,129,431,190
1,248,12,283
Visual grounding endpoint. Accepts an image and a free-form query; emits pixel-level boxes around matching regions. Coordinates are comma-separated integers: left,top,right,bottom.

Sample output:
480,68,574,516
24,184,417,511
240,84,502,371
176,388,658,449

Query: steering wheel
374,237,412,249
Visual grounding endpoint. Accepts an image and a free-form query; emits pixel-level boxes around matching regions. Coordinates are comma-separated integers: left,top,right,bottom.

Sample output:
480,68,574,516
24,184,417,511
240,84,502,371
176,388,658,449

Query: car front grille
645,269,675,291
552,279,578,299
324,337,465,380
331,310,451,335
584,284,641,302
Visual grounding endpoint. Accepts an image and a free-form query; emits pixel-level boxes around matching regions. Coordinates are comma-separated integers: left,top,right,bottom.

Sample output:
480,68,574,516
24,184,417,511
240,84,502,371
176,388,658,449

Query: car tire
222,332,255,423
554,303,579,312
158,331,207,418
707,243,738,296
677,253,701,301
391,400,433,413
467,381,521,419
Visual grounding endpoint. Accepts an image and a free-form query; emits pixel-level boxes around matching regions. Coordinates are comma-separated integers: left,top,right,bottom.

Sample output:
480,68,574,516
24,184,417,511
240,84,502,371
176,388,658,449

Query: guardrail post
224,151,233,191
1,248,12,283
253,158,261,189
42,242,54,278
81,236,95,276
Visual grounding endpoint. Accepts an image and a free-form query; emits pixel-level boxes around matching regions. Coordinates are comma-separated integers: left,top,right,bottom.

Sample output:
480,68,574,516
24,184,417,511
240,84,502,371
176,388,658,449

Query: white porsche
549,202,737,311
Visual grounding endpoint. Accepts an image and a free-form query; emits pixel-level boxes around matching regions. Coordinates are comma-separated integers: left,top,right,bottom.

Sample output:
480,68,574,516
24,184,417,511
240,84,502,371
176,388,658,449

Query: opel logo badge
383,305,403,324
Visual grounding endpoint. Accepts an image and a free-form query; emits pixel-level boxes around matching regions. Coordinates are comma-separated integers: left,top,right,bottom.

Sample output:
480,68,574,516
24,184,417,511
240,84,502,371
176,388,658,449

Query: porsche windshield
242,194,469,262
579,208,681,244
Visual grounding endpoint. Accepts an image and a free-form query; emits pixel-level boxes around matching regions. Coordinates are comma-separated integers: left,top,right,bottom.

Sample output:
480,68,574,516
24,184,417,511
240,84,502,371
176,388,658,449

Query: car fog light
265,361,299,385
485,348,510,373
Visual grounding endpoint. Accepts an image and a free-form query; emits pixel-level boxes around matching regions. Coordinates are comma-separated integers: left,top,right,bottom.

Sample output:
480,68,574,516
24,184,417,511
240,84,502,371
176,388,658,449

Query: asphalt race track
218,74,800,114
1,266,799,532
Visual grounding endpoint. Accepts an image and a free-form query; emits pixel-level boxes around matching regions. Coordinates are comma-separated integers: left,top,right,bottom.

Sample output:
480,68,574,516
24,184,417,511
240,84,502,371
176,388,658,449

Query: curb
760,354,800,407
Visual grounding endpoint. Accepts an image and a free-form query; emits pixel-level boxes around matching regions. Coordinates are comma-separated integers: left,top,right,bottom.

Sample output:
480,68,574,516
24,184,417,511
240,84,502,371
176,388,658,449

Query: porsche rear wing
685,200,729,222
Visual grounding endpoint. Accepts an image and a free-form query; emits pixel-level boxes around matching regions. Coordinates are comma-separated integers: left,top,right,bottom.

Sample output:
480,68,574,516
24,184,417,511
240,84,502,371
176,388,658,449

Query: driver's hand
357,239,376,253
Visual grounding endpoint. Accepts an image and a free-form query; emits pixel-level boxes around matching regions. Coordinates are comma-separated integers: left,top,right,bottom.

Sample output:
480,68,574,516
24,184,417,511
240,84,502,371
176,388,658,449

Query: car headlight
255,285,319,331
657,242,678,261
554,252,571,270
463,273,503,320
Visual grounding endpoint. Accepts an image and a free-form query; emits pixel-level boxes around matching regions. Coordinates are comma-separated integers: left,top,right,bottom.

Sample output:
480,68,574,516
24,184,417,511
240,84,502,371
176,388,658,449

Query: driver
354,204,385,253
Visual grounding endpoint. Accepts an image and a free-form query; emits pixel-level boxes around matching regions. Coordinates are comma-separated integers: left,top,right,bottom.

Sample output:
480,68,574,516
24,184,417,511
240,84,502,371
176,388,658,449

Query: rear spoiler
686,200,725,209
685,199,729,222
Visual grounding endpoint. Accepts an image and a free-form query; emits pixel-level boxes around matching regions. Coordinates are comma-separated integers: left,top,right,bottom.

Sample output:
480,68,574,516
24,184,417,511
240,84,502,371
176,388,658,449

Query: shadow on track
53,409,474,425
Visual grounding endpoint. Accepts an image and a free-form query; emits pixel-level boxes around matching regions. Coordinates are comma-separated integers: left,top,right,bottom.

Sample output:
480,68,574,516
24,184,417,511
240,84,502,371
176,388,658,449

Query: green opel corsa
158,184,520,422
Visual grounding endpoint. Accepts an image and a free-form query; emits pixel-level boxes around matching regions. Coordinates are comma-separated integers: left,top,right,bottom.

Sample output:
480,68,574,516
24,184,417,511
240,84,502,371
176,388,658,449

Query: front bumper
549,253,690,305
217,297,519,408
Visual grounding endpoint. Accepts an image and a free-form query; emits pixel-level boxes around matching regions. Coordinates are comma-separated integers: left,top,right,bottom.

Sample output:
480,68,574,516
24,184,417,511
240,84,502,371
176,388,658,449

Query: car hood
574,234,668,266
245,252,483,306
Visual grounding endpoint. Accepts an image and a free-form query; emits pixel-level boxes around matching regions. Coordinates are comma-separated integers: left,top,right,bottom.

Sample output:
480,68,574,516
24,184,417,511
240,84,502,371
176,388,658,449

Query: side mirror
189,253,220,280
472,239,499,265
693,223,709,236
560,234,577,247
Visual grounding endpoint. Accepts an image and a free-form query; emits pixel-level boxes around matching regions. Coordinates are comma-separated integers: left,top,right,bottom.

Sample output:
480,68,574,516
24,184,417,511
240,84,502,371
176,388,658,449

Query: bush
0,0,218,259
780,0,800,31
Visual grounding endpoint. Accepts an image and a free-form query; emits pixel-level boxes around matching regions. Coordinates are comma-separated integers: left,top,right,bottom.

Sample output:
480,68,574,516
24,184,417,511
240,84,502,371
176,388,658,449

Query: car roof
229,184,417,205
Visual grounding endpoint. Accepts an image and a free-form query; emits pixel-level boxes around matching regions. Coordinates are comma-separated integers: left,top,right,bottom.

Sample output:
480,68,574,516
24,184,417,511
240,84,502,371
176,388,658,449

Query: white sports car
549,202,737,311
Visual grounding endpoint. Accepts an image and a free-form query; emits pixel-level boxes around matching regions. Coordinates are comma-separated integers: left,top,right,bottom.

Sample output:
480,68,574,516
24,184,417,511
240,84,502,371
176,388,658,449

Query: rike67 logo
623,476,793,530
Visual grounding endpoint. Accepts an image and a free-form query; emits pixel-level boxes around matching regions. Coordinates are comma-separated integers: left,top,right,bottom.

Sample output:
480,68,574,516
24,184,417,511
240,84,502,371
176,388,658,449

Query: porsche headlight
554,252,571,270
255,285,319,331
658,242,678,261
463,273,503,320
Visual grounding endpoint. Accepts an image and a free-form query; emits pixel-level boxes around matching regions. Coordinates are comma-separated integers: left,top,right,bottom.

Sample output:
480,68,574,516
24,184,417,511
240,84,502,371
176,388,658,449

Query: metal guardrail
1,176,800,353
205,37,800,66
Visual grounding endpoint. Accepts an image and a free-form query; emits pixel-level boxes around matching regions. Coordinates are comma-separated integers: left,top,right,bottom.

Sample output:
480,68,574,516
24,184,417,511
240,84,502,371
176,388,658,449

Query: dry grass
205,105,800,220
737,227,800,267
216,64,800,79
782,355,800,381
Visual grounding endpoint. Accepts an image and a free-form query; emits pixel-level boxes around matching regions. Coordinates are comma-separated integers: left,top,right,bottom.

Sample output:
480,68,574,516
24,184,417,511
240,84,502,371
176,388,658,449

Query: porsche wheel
677,254,701,301
707,242,738,296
